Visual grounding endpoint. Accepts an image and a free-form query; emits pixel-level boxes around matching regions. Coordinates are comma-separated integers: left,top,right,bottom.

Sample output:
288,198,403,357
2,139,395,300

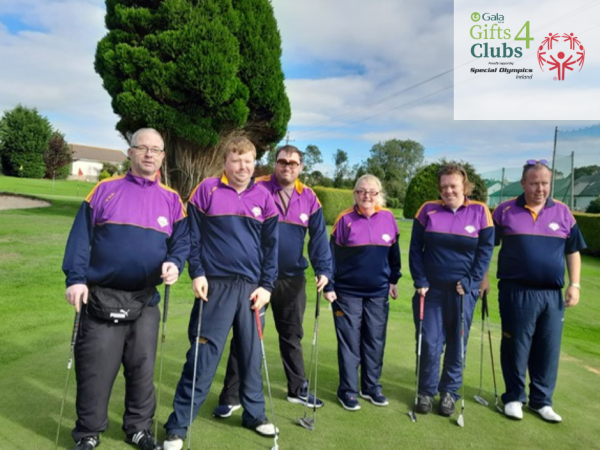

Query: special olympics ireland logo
537,33,585,81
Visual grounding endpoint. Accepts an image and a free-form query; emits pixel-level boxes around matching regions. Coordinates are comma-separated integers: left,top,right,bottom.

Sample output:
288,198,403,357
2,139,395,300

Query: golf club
254,305,279,450
407,293,425,422
483,292,503,413
154,285,170,448
55,309,82,450
298,289,321,431
187,298,204,450
457,294,466,428
474,293,489,407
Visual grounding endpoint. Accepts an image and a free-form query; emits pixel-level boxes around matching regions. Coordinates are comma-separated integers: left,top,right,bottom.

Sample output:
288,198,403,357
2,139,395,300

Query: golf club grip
315,290,321,319
254,307,263,340
71,311,81,346
482,291,489,318
419,294,425,321
163,284,170,322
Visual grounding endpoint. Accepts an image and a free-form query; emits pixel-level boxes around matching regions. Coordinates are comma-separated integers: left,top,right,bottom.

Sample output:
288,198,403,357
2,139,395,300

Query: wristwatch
569,282,581,289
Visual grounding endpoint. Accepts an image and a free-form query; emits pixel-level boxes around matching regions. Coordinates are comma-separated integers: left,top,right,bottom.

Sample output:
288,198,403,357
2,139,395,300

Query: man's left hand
565,285,580,308
250,287,271,310
478,278,490,299
161,262,180,285
315,275,329,292
389,284,398,300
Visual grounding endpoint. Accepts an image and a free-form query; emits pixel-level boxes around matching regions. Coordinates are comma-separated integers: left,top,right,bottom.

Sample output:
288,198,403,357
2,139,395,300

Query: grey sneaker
73,436,100,450
415,394,433,414
439,392,456,416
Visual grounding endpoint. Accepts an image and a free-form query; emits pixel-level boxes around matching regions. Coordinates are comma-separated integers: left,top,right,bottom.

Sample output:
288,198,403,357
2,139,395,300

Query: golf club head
407,410,417,422
474,395,489,406
457,414,465,427
297,417,315,431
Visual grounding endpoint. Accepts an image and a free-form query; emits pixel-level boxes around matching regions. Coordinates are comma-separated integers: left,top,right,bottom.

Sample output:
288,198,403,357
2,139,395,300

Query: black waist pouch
87,285,157,322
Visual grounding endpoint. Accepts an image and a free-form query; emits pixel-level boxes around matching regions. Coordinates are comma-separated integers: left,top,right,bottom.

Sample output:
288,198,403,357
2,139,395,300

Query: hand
250,287,271,310
416,287,429,297
478,277,490,299
315,275,329,292
161,262,180,285
324,291,337,303
565,285,580,308
192,276,208,301
66,284,88,312
389,284,398,300
456,281,465,296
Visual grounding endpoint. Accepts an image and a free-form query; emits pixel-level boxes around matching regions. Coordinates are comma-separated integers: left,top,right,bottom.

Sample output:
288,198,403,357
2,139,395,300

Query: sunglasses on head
526,159,549,166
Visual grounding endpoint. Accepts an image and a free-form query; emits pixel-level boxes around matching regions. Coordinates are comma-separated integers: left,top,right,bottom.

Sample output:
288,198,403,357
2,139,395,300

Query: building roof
70,144,127,164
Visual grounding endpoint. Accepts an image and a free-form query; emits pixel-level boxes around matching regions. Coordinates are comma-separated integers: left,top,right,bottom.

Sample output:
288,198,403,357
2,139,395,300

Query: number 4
515,21,534,49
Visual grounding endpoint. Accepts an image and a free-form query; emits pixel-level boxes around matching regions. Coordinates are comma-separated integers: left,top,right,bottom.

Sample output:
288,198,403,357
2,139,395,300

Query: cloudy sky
1,0,599,179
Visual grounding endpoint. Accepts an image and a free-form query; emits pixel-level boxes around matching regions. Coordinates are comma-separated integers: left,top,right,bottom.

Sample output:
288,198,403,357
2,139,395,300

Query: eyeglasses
131,145,164,156
355,189,379,197
276,159,301,169
526,159,549,166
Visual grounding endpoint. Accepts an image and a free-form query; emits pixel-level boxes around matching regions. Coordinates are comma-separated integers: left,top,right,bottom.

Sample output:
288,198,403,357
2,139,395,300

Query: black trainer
73,436,100,450
439,392,456,416
126,429,155,450
415,394,433,414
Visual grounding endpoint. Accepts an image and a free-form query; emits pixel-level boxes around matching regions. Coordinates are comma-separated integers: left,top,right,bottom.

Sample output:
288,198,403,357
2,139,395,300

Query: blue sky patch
0,14,46,35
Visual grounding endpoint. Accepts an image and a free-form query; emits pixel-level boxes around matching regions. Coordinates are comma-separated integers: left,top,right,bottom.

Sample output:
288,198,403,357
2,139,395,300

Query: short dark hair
437,163,473,196
275,145,303,163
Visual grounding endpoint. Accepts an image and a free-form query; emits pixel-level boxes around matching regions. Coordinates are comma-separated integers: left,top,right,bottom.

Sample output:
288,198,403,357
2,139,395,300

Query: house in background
68,144,127,182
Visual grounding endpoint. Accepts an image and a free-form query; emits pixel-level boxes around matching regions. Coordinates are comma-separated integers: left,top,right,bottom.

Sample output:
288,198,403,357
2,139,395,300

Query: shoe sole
338,397,361,411
287,396,324,409
213,404,242,418
359,392,389,407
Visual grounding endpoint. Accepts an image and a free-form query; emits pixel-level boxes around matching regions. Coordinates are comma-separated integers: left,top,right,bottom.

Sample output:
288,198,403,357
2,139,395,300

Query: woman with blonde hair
324,174,401,411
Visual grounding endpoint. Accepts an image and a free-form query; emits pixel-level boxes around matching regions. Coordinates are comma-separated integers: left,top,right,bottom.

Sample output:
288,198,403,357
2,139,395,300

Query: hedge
313,186,355,225
573,212,600,256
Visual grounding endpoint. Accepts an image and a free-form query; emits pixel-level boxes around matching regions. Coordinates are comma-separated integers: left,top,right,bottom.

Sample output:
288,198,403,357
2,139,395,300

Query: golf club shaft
55,310,81,450
477,295,485,395
483,293,501,410
459,294,465,425
154,284,170,445
187,299,204,450
413,294,425,409
254,307,279,447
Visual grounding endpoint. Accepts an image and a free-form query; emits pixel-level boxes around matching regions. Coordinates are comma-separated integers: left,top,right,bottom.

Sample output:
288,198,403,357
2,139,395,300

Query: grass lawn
0,177,599,450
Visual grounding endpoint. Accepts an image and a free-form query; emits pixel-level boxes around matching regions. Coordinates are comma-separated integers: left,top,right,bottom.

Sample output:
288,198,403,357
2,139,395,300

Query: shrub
313,186,355,225
573,212,600,256
98,170,111,181
585,197,600,214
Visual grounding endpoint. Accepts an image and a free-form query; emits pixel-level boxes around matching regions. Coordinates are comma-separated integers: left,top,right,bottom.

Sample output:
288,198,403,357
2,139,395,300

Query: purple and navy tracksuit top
256,175,332,280
327,206,401,298
62,172,189,302
492,194,586,287
409,199,494,292
187,174,279,291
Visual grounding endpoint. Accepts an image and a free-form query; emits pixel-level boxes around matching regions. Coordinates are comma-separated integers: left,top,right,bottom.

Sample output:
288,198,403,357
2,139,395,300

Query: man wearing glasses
62,128,189,450
212,144,332,417
493,159,586,423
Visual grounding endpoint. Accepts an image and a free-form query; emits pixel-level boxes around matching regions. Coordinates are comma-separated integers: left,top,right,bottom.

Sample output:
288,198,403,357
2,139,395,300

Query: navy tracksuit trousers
332,294,389,398
412,289,477,399
498,281,564,408
165,279,266,437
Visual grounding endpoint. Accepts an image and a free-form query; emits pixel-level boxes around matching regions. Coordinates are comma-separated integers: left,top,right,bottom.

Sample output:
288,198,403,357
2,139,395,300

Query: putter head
297,417,315,431
407,410,417,422
474,395,489,406
457,414,465,428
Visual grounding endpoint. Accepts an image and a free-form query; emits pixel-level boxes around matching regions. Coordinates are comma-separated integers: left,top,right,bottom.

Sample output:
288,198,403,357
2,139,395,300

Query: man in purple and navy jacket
62,128,189,450
493,159,585,423
212,145,332,417
163,136,279,450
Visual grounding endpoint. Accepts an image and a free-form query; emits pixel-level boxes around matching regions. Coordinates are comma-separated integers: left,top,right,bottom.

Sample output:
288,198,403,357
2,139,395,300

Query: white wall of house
68,160,105,182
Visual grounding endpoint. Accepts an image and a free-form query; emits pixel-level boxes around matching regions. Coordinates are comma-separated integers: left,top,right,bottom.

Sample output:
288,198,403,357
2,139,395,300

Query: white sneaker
530,405,562,423
163,435,184,450
504,401,524,420
255,421,279,437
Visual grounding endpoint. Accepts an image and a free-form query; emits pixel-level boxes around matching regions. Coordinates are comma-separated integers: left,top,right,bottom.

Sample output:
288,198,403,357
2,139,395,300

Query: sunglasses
526,159,549,166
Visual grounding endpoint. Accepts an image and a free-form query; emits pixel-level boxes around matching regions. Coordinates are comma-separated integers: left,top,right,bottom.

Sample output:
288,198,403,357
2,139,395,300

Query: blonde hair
354,174,386,207
223,136,256,161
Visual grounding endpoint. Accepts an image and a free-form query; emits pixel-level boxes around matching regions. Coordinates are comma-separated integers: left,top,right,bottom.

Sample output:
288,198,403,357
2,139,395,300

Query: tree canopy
44,131,73,181
95,0,290,199
403,159,488,218
0,104,52,178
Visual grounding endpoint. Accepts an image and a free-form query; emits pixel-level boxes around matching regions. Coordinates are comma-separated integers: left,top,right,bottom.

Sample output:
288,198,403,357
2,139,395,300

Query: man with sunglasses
212,145,332,417
492,159,586,423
